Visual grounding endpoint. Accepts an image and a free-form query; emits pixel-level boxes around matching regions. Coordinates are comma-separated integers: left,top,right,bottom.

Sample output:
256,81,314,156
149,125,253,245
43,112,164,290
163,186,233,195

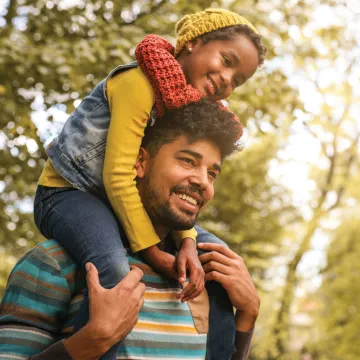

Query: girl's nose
219,72,234,97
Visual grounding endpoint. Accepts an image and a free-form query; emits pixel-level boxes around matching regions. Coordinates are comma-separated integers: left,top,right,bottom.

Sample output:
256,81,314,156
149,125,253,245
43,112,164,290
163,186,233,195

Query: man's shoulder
0,240,82,336
22,239,77,269
7,240,82,292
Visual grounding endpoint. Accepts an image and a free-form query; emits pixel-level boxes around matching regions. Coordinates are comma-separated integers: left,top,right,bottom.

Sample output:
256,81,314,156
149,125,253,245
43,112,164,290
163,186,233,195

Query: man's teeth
177,193,198,206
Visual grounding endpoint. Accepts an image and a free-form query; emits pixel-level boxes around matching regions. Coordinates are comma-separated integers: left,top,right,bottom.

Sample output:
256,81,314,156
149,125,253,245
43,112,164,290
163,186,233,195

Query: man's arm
64,263,145,360
198,242,260,360
231,311,256,360
0,243,145,360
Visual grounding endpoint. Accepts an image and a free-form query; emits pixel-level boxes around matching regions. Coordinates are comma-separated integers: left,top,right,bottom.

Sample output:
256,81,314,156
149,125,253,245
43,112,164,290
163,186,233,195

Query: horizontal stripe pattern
0,240,207,359
118,255,207,358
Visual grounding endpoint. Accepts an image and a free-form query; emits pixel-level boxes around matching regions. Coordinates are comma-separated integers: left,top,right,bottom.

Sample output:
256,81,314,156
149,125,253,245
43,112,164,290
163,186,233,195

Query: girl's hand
141,245,178,280
176,238,205,302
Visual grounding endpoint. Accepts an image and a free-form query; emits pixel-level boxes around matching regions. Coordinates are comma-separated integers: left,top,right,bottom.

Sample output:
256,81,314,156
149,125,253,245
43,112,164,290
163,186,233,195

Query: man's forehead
161,135,222,164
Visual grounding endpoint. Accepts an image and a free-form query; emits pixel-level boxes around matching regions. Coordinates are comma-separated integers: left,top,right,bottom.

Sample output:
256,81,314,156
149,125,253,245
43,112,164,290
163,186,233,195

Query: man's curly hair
142,101,242,160
198,24,267,67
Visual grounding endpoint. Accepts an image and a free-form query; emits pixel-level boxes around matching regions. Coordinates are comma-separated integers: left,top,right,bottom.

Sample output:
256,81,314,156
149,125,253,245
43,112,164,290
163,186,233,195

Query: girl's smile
177,34,260,102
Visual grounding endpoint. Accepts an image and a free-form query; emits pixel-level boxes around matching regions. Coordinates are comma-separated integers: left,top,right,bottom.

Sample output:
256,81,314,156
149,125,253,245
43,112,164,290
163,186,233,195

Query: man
0,101,259,359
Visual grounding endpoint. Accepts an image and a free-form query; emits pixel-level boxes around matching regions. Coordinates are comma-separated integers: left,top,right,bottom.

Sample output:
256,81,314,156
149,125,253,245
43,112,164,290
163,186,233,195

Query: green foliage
198,135,299,284
1,1,359,358
309,218,360,360
0,0,302,291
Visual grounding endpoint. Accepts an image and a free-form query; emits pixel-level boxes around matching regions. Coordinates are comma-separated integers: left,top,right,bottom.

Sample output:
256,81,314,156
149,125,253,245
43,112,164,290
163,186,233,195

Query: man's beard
143,178,199,231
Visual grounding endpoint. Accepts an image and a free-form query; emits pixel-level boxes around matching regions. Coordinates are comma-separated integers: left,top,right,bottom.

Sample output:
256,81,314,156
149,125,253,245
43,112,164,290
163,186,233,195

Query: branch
318,95,353,200
319,134,337,201
4,0,17,33
327,133,360,211
302,120,327,155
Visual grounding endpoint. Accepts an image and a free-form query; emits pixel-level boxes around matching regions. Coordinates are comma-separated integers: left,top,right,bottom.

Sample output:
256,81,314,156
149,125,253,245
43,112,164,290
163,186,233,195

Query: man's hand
198,243,260,332
64,263,145,360
177,238,205,302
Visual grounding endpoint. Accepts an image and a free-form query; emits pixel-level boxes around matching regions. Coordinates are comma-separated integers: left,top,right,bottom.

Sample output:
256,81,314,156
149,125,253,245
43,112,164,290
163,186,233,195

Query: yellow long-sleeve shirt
38,67,197,251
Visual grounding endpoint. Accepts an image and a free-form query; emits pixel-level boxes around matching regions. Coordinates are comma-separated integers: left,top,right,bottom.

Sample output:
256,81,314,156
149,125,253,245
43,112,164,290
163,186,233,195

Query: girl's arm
103,67,160,252
104,67,199,253
104,68,203,300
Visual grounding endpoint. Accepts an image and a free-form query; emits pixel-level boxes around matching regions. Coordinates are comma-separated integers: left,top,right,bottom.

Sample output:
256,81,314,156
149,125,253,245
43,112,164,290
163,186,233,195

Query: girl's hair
197,24,267,67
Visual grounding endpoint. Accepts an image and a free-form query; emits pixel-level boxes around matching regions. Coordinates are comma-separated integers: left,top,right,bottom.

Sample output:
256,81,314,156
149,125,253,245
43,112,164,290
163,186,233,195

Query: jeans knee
92,253,130,288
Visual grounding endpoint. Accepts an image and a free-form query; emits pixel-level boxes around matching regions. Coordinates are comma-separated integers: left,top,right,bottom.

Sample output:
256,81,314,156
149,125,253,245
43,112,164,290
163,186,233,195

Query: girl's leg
195,225,236,360
34,185,130,360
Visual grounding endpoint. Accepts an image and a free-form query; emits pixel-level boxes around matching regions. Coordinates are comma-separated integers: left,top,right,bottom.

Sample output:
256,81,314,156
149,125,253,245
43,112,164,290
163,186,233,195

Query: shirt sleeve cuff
172,228,198,249
232,329,254,360
30,339,72,360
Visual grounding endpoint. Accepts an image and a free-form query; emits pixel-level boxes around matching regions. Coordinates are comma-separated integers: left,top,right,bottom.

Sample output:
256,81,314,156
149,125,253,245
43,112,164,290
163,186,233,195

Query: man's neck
154,224,170,242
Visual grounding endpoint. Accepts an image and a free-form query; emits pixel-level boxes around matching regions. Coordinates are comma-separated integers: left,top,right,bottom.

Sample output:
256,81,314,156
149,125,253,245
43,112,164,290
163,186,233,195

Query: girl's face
178,34,259,102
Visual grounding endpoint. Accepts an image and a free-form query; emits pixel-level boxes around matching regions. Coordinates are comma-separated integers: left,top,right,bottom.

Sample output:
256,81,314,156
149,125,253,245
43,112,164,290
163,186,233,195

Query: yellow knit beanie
175,8,258,56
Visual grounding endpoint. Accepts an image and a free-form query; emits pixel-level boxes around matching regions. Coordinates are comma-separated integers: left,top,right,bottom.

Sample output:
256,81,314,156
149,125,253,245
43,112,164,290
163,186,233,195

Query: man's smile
171,192,201,215
170,185,205,209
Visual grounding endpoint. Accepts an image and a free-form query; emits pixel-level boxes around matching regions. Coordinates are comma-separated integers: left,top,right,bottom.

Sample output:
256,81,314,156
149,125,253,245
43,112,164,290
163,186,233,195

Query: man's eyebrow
213,163,222,174
178,150,222,173
179,149,203,159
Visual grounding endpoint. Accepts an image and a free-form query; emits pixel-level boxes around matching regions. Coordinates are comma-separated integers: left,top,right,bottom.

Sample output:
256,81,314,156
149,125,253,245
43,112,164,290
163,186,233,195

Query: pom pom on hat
175,8,258,56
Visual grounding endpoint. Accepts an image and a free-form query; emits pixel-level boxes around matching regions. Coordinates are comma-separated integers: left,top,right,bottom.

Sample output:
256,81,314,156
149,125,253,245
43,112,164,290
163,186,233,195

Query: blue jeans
34,186,235,360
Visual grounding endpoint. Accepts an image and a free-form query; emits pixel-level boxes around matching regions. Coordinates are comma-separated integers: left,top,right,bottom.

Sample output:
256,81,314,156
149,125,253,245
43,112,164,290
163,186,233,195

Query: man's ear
134,147,150,179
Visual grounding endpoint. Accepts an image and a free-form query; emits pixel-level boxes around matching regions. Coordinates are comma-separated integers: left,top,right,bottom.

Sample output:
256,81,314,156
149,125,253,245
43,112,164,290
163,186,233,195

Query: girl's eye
223,56,231,67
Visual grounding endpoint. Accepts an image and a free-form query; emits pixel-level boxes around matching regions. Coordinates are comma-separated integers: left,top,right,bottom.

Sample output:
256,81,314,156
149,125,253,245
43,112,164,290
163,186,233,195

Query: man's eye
180,157,195,166
223,56,231,67
208,171,218,180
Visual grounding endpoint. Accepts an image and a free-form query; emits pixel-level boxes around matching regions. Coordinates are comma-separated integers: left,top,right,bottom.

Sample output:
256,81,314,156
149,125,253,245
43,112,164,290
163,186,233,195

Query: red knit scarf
135,35,243,139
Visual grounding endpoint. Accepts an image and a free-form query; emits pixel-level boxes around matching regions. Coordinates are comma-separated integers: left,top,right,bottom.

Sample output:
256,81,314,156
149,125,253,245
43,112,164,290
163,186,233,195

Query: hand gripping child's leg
34,186,130,360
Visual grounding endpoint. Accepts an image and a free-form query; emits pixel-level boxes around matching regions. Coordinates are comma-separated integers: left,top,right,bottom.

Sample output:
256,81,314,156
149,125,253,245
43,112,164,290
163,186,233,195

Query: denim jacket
46,62,156,199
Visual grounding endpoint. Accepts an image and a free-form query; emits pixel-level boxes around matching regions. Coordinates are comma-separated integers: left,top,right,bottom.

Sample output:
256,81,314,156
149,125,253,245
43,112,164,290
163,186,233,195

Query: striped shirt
0,240,208,359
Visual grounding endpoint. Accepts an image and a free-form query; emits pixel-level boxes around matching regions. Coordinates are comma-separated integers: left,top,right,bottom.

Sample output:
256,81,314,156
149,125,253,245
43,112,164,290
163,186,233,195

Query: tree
270,4,360,356
0,0,305,295
3,1,358,358
198,134,299,285
307,218,360,360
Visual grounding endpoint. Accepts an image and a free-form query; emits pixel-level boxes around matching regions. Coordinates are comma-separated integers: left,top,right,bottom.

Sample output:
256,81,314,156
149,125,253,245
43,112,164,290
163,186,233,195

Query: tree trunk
273,206,324,354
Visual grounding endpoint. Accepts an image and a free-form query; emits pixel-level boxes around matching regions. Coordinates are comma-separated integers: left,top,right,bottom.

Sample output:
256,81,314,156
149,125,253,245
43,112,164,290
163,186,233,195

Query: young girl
33,8,266,360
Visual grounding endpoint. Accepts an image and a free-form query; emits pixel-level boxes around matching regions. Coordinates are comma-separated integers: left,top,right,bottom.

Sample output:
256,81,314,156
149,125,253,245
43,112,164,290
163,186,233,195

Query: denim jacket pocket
75,139,107,165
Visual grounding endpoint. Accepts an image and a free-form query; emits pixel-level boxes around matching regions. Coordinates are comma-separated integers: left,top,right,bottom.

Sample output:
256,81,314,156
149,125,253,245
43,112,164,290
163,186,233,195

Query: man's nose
189,169,209,190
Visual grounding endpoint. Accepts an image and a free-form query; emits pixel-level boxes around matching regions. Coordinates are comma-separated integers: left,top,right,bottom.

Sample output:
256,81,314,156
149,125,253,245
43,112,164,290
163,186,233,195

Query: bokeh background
1,0,359,359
